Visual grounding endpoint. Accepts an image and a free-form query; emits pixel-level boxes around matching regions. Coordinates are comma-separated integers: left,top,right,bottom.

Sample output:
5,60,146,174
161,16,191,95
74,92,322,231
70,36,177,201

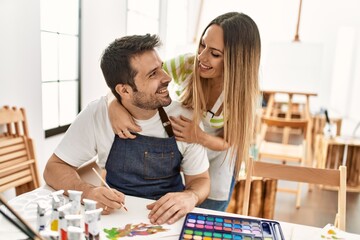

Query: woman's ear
115,84,131,99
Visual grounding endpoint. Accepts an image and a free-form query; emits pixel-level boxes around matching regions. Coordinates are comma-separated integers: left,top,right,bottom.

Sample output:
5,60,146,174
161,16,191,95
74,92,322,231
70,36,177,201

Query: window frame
41,1,82,138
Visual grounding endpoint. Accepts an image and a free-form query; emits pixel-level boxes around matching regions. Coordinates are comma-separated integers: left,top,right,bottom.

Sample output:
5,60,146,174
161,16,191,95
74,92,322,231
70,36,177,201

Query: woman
108,12,261,211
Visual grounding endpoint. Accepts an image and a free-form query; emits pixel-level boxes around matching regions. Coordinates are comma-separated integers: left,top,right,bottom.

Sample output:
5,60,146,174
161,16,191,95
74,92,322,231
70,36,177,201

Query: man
43,34,210,225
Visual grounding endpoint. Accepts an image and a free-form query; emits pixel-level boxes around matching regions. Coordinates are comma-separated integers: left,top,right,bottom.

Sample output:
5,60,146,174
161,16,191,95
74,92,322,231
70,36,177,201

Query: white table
2,186,359,239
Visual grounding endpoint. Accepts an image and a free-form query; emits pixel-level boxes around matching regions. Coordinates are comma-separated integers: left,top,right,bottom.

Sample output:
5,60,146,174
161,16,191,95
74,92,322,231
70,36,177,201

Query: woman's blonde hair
181,12,261,176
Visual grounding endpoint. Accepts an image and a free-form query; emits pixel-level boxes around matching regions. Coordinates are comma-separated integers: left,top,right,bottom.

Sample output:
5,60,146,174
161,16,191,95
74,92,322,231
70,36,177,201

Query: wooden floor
274,176,360,234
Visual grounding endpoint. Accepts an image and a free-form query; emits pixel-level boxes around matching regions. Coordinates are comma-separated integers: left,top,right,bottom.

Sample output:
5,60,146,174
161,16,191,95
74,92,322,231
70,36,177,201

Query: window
126,0,193,59
40,0,80,137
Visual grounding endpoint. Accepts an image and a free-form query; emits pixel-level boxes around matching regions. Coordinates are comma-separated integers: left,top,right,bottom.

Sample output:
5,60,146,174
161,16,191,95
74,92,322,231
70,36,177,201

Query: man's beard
132,91,172,110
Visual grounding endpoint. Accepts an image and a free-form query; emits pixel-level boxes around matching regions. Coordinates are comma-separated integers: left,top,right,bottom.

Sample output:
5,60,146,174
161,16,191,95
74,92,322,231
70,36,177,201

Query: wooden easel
260,90,317,166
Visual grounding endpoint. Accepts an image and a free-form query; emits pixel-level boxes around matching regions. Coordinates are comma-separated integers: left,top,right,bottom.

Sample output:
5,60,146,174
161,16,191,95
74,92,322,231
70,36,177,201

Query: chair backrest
0,106,29,137
260,116,308,140
0,106,40,195
243,158,347,231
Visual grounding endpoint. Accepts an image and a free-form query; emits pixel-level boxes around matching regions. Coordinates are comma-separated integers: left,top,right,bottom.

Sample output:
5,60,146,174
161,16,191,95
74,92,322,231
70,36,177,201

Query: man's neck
122,102,158,120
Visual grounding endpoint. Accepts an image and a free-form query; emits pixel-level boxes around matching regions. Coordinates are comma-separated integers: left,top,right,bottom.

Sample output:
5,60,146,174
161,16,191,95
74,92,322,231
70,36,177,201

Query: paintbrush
92,167,128,212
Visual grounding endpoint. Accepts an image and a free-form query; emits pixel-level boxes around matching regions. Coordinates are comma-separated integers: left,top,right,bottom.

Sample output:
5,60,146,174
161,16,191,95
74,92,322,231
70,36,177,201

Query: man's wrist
185,189,200,206
79,183,97,200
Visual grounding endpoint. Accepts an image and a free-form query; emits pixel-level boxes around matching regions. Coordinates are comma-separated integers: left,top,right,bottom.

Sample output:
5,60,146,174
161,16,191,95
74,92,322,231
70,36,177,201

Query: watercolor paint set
179,212,285,240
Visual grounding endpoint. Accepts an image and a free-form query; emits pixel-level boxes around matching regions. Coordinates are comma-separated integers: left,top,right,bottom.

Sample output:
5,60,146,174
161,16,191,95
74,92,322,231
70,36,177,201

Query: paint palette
179,212,284,240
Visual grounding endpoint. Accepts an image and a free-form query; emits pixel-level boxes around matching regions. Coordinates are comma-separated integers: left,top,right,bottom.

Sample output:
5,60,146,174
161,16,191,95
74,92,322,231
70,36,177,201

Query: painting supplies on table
83,198,97,211
68,190,83,215
37,202,47,232
84,208,102,240
58,202,72,240
60,214,81,240
179,212,285,240
91,167,128,212
52,190,66,205
67,226,83,240
50,190,65,231
39,229,59,240
0,195,43,240
65,214,82,228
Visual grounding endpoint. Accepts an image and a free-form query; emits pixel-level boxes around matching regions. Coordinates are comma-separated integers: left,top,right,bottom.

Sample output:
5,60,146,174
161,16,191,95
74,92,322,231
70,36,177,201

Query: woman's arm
107,93,141,139
163,53,194,83
169,115,230,151
196,129,230,151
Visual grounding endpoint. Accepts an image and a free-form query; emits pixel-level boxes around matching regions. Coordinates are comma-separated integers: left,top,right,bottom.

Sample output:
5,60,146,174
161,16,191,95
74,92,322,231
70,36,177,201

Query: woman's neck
208,76,224,89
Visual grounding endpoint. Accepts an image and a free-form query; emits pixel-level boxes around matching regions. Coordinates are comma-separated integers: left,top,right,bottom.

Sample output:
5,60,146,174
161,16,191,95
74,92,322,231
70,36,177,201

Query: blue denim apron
105,110,184,200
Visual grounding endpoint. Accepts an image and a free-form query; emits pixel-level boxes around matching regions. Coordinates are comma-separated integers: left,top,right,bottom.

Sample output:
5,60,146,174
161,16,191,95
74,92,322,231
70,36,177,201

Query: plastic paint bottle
84,208,102,240
63,215,82,240
37,202,47,231
58,202,72,240
68,190,83,215
40,229,60,240
83,199,97,212
50,190,65,231
67,226,84,240
65,214,82,228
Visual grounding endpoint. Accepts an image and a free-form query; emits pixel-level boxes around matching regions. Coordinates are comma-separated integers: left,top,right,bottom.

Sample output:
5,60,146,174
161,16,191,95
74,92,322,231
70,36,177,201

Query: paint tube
84,208,102,240
52,189,66,205
67,226,83,240
40,229,59,240
68,190,83,215
37,202,47,231
83,198,97,211
63,215,82,240
58,202,72,240
50,190,64,231
65,214,82,228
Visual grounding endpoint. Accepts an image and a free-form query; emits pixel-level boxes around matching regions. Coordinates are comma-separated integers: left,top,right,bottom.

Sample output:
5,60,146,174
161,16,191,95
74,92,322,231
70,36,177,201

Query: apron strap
158,107,174,137
207,91,224,118
210,91,224,114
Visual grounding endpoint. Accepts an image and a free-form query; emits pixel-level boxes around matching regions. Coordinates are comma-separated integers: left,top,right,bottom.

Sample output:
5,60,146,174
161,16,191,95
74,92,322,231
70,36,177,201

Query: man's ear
115,84,132,99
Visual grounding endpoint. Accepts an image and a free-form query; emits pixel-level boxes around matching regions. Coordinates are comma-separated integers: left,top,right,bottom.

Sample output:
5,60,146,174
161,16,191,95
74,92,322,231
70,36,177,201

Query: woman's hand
108,99,141,139
169,115,202,144
170,115,230,151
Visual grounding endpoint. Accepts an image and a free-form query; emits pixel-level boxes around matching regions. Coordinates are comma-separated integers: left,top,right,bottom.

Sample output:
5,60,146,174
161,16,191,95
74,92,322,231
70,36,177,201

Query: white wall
0,0,127,199
1,0,360,199
81,0,127,108
199,0,360,127
0,0,43,198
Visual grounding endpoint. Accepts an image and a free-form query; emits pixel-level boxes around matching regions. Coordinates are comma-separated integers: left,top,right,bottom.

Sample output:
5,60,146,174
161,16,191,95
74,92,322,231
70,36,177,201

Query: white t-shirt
54,96,209,176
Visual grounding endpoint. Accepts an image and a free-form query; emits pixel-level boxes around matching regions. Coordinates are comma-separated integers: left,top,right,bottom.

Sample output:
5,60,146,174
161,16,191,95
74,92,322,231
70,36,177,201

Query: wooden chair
0,106,40,195
243,158,347,231
261,90,316,162
257,116,308,208
261,90,317,121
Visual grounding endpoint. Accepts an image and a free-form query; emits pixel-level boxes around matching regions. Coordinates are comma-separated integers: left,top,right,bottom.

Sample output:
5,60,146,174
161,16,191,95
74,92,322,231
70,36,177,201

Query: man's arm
146,170,210,225
43,154,124,214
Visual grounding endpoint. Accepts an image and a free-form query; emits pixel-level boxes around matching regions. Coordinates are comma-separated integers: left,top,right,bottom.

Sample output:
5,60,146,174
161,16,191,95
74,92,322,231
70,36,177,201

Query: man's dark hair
100,34,161,101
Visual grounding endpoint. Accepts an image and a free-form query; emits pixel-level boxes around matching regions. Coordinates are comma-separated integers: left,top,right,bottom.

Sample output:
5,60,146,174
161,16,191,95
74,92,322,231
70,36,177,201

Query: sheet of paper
100,195,183,239
317,224,358,240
